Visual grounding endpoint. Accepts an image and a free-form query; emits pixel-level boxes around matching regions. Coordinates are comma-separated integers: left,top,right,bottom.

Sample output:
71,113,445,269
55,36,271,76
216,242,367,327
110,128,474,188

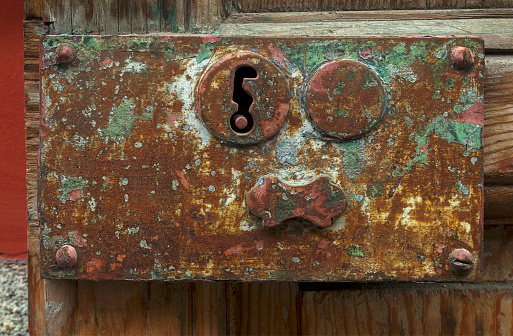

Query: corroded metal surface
39,36,484,281
247,175,347,228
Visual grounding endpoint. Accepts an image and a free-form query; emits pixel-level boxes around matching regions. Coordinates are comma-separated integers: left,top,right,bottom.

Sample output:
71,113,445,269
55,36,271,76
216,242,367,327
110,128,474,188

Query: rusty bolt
55,43,76,64
450,47,474,70
448,248,474,274
56,245,77,268
233,114,249,131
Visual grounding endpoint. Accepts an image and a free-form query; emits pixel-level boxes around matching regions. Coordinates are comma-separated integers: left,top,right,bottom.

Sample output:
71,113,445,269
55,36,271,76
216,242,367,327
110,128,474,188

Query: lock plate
39,36,484,281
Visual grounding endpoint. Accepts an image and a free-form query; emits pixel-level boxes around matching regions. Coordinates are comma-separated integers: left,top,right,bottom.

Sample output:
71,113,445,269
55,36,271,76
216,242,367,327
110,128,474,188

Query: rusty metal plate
39,36,484,281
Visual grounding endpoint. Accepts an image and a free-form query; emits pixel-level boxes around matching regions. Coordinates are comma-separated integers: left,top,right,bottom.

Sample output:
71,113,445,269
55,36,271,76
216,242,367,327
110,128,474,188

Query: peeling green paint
100,98,153,142
455,181,470,195
58,176,87,202
366,181,385,198
347,245,365,258
339,139,366,180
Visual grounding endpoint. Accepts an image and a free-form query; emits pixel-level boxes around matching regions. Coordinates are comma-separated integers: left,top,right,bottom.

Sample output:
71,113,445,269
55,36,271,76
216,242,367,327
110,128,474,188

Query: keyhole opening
230,66,257,134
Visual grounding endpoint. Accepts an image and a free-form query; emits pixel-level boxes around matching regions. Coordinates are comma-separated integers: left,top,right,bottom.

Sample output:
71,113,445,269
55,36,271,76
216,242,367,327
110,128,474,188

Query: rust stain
38,36,484,282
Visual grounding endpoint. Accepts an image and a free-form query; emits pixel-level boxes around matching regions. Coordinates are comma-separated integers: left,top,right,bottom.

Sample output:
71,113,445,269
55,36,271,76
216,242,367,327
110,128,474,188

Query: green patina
102,98,137,141
333,81,345,95
455,181,470,195
339,139,366,180
446,78,455,90
347,245,365,258
366,181,385,198
58,176,87,202
361,72,378,90
334,109,348,117
166,7,179,33
197,42,217,63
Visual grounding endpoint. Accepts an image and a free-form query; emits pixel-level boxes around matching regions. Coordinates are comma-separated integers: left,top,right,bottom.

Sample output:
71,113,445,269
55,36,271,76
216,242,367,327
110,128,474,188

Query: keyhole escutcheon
230,66,257,133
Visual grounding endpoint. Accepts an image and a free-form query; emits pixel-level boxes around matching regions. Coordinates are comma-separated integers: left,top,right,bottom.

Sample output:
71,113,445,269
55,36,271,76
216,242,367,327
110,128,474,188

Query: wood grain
36,0,227,34
218,12,513,50
299,284,513,335
236,0,513,11
484,55,513,185
223,8,513,23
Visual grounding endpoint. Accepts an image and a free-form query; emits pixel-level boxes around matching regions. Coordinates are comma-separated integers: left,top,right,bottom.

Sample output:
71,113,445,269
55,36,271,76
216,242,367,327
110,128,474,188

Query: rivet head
56,245,77,268
55,43,76,64
448,248,474,275
233,114,249,131
450,47,474,70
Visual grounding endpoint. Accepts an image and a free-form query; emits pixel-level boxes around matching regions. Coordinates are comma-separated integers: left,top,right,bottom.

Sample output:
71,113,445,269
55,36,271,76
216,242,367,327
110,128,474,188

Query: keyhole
230,66,257,133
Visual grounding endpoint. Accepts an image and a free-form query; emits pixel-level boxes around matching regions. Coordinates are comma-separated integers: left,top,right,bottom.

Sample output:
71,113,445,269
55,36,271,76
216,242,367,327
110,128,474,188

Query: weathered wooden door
25,0,513,334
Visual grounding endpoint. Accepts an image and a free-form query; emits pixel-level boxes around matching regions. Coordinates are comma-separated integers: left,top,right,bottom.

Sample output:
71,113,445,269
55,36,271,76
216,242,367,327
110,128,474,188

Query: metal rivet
55,43,76,64
450,47,474,70
233,114,249,131
448,248,474,274
56,245,77,268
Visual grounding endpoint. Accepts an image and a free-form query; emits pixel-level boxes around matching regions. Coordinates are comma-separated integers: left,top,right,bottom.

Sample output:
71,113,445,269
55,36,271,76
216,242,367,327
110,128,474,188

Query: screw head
56,245,77,268
55,43,76,64
448,248,474,274
450,47,474,70
234,114,249,131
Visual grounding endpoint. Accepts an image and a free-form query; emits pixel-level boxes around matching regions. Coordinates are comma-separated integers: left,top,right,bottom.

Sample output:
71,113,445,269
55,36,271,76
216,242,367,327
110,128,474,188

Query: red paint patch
68,189,82,201
420,144,428,153
175,169,189,190
100,57,112,67
167,113,180,128
268,44,288,68
457,102,484,126
103,176,115,184
435,243,446,254
224,244,248,255
358,48,372,59
201,35,221,44
255,240,264,250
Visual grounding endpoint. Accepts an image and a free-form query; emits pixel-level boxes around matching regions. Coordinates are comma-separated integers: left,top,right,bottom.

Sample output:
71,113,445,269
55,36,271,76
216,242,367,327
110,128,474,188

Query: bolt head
55,43,76,64
234,115,249,131
56,245,77,268
448,248,474,274
450,47,474,70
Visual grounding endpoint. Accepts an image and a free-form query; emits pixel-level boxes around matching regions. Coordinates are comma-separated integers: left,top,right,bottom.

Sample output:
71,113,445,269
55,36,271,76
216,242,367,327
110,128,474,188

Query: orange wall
0,0,27,259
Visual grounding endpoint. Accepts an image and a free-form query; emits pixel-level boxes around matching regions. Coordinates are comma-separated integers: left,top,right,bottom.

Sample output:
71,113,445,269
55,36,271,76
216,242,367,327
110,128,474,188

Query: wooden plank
43,0,72,34
95,0,118,35
131,0,147,34
217,12,513,50
69,281,151,335
70,0,95,34
119,0,131,33
191,282,228,335
189,0,228,32
25,0,44,20
235,0,513,11
485,187,513,223
149,282,189,334
27,227,45,336
161,0,186,32
300,284,513,335
223,8,513,23
146,0,160,33
483,55,513,184
227,282,299,335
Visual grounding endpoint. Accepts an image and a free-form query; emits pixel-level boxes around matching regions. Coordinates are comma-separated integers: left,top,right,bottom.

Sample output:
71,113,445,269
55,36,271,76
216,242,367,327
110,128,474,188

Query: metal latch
39,36,484,281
